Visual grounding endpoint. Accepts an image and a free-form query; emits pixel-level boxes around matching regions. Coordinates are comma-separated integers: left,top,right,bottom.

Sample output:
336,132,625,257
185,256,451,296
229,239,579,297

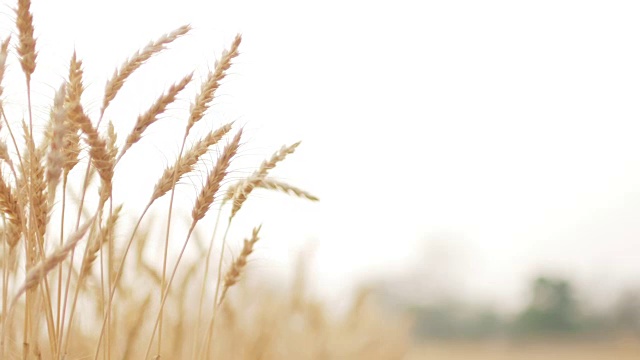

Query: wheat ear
254,178,319,201
0,175,23,248
143,130,242,359
101,25,190,117
46,84,67,206
9,217,93,310
15,0,37,82
192,130,243,222
226,141,301,218
151,122,233,203
118,73,194,161
218,225,262,306
0,36,11,99
186,34,241,133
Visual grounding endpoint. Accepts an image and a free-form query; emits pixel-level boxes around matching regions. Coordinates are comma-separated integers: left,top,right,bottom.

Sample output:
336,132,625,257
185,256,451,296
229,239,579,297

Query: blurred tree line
381,275,640,341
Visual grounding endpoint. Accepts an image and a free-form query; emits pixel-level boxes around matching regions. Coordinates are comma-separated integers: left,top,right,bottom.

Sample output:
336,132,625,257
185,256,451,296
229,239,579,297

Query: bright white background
2,0,640,307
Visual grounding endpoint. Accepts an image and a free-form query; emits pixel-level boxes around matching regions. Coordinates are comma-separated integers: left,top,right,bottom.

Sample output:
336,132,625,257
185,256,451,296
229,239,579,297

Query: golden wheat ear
218,225,262,306
187,34,242,134
191,130,243,224
101,25,191,117
15,0,37,82
226,141,302,219
118,73,194,162
9,217,93,310
151,122,233,204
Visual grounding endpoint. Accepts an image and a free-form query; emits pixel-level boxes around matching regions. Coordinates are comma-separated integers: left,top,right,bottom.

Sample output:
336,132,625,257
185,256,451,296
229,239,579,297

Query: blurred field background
407,338,640,359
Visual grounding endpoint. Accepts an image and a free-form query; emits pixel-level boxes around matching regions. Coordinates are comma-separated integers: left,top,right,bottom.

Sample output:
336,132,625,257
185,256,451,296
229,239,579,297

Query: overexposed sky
3,0,640,306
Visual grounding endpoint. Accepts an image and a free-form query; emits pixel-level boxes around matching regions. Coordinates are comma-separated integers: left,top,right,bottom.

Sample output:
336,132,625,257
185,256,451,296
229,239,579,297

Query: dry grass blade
10,217,93,308
186,34,241,134
101,25,191,116
191,129,242,223
118,73,194,161
150,122,233,203
218,225,261,305
15,0,36,81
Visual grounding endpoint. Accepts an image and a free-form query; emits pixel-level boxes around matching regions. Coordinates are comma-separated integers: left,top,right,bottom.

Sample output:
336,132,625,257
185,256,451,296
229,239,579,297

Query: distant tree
512,276,582,336
409,301,504,340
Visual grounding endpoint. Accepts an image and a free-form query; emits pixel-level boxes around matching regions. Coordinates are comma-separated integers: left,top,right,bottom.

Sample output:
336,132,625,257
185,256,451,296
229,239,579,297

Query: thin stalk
143,223,198,360
91,203,152,358
1,221,7,359
192,207,223,357
202,220,232,359
157,133,187,356
54,176,67,356
26,79,59,357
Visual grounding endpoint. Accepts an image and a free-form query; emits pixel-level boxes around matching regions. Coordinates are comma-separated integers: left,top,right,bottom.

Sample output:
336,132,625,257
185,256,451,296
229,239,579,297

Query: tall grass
0,1,409,359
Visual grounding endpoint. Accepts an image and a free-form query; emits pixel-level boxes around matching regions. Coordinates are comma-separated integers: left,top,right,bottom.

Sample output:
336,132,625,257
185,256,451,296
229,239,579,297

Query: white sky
3,0,640,307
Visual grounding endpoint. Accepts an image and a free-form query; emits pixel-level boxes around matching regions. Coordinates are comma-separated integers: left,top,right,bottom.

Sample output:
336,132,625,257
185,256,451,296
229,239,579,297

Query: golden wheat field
3,1,639,360
0,0,414,358
0,0,419,359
